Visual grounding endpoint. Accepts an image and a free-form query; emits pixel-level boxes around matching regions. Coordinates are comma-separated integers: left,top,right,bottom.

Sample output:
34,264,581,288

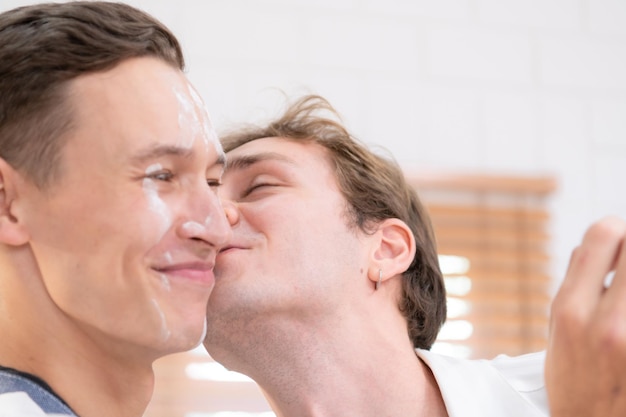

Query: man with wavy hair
206,95,626,417
205,95,546,416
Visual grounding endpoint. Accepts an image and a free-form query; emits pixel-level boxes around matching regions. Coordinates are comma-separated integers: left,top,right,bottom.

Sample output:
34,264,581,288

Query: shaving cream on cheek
151,298,172,342
194,318,208,348
164,251,173,264
158,252,173,291
160,274,171,292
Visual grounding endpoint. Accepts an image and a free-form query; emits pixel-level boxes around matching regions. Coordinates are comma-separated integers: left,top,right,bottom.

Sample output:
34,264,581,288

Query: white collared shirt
417,349,548,417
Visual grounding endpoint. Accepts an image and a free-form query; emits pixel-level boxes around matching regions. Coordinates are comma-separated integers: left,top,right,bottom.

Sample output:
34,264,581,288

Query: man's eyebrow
129,144,226,169
224,152,294,173
130,145,194,163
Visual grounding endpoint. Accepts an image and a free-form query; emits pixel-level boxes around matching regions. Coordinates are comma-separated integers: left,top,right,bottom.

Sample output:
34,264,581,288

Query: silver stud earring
376,269,382,290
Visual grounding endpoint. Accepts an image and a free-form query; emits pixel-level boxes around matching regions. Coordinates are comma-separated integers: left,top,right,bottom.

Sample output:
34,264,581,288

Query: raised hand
546,216,626,417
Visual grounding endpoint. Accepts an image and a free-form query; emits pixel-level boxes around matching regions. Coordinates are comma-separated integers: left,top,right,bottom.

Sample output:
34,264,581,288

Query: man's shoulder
489,351,546,392
417,349,545,391
416,349,548,417
0,391,73,416
0,369,76,416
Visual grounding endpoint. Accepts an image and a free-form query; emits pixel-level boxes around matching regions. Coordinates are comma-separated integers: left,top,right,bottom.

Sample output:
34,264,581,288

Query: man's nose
178,184,232,248
221,199,240,227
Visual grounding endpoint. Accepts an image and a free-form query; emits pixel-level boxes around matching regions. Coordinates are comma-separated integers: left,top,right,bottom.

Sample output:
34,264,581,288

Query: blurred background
4,0,625,416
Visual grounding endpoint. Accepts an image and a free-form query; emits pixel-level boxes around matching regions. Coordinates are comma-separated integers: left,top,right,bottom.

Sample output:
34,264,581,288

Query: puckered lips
215,244,250,277
217,244,248,256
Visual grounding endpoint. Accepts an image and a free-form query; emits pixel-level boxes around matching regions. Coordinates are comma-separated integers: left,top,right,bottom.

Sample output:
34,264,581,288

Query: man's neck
0,255,156,417
0,309,156,416
265,351,449,417
209,314,449,417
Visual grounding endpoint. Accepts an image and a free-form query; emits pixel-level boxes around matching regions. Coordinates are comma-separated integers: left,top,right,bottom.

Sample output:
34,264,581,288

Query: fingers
546,216,626,417
598,224,626,321
557,216,626,316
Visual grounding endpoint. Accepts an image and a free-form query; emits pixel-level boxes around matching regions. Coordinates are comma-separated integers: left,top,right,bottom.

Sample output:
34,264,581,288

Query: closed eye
243,182,277,197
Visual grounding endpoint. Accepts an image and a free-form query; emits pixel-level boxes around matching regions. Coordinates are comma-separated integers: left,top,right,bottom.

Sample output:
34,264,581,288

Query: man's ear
368,218,416,288
0,158,30,246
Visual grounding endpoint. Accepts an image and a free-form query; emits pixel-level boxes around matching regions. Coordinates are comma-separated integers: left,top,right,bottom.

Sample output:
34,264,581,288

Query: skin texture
0,57,231,416
546,216,626,417
206,137,448,417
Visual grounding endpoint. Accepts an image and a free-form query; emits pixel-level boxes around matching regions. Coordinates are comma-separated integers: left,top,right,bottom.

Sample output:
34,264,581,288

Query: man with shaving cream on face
0,2,230,416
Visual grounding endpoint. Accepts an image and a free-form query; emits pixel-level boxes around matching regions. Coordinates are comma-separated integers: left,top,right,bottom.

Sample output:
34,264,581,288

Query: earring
376,269,382,290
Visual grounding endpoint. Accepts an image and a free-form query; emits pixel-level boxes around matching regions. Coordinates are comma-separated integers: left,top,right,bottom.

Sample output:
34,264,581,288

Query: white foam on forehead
174,87,198,149
186,82,224,155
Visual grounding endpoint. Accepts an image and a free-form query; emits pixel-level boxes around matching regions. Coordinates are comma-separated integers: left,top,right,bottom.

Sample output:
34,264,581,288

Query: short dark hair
0,1,184,188
220,95,447,349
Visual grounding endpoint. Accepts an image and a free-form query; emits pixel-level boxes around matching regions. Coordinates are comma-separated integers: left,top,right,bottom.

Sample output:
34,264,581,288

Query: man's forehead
223,137,305,172
129,142,225,168
225,136,322,157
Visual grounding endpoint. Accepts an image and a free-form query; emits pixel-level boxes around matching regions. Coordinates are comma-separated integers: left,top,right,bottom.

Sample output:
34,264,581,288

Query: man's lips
218,245,248,255
153,262,215,285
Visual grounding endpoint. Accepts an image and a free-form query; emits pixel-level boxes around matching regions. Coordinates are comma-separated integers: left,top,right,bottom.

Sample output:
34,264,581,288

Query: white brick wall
482,91,540,171
4,0,626,289
541,37,626,90
590,0,626,35
478,0,582,30
427,26,533,84
365,0,472,20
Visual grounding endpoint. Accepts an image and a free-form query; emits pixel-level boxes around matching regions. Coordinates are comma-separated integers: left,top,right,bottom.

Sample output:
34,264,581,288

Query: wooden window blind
411,173,557,359
144,172,557,416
